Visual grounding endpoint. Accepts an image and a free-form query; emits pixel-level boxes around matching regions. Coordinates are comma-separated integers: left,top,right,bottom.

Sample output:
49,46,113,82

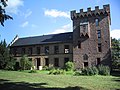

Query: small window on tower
95,18,99,26
98,44,102,52
78,41,81,48
97,58,101,65
83,54,88,60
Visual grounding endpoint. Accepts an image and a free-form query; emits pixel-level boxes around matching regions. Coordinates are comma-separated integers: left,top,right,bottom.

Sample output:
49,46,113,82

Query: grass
0,70,120,90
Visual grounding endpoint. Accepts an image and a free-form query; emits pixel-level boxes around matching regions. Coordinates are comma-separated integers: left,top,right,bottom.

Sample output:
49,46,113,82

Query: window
83,54,88,60
97,30,101,38
98,44,102,52
21,48,25,55
95,18,99,26
54,46,59,54
84,62,88,67
97,30,101,43
54,58,59,67
97,58,101,65
64,58,69,65
13,48,17,56
78,41,81,48
64,45,69,53
45,58,49,66
36,47,40,54
45,46,49,54
28,47,32,55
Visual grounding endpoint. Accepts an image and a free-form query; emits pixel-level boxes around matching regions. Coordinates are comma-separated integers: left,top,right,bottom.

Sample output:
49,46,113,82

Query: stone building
10,4,111,69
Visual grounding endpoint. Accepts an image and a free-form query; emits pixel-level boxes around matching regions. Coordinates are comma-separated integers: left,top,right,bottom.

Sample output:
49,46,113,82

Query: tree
0,39,10,69
111,38,120,70
20,55,33,70
0,0,13,26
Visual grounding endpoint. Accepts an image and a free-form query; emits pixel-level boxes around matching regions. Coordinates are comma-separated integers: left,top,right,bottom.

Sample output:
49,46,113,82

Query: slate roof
11,32,73,47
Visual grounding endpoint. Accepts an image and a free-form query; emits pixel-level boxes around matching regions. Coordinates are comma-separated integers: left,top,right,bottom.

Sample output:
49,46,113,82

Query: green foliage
98,65,110,75
65,61,74,71
0,40,14,69
74,66,98,76
42,66,49,70
49,69,66,75
0,0,13,26
111,38,120,70
28,70,37,73
5,56,16,70
20,55,33,70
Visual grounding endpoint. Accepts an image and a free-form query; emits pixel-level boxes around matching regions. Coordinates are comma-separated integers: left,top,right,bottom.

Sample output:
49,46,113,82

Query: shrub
20,55,33,70
74,66,98,76
5,57,16,70
65,61,74,71
74,71,82,76
98,65,110,75
42,66,48,70
29,70,37,73
91,66,98,75
49,69,66,75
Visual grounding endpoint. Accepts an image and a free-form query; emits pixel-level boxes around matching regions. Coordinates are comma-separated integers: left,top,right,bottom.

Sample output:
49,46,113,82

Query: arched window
95,18,99,26
83,54,88,60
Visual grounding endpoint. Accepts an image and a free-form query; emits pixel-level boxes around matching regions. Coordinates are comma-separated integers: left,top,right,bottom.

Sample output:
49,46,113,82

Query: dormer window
95,18,99,26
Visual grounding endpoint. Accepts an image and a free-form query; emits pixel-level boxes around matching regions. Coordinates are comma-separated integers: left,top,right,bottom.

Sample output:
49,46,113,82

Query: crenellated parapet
71,4,110,20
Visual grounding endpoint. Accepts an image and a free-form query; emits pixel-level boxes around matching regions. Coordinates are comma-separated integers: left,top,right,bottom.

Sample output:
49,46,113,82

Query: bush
20,55,33,70
91,66,99,75
29,70,37,73
5,56,16,70
65,61,74,71
42,66,49,70
74,66,98,76
49,69,66,75
74,71,82,76
98,65,110,75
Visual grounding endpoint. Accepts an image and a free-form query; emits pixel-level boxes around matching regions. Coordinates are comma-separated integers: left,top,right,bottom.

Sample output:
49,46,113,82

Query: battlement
71,4,110,20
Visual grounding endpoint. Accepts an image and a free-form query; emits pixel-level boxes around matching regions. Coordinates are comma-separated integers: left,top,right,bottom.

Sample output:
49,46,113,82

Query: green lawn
0,70,120,90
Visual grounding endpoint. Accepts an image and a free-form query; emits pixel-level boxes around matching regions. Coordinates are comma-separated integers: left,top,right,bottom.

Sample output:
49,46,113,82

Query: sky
0,0,120,44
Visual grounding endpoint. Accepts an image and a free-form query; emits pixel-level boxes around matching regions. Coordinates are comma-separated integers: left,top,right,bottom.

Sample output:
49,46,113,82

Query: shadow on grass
0,79,90,90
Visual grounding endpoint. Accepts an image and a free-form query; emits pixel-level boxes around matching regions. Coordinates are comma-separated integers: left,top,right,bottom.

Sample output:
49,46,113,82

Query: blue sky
0,0,120,44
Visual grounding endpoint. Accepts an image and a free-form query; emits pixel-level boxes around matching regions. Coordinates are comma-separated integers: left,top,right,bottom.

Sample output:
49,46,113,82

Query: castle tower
71,4,111,69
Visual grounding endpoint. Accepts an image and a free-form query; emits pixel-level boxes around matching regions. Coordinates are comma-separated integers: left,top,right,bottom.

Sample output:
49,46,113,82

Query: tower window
98,44,102,52
78,41,81,48
83,54,88,60
84,62,88,67
97,30,101,38
95,18,99,26
97,30,101,43
97,58,101,65
64,45,69,53
54,46,59,54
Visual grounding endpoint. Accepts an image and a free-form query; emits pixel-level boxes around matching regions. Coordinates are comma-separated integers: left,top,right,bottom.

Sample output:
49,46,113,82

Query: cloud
24,9,32,18
44,9,70,18
6,0,24,14
110,29,120,39
21,21,29,27
48,23,72,34
31,24,38,28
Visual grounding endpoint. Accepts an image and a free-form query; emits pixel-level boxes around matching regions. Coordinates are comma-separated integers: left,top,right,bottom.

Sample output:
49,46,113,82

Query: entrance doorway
37,58,41,70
